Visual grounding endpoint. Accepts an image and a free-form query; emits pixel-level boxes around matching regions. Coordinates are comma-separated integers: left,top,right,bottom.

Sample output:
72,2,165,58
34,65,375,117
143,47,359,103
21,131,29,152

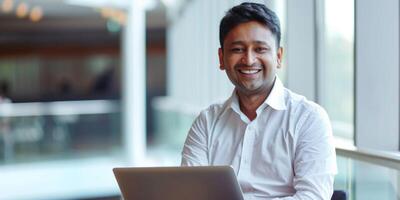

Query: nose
241,50,256,66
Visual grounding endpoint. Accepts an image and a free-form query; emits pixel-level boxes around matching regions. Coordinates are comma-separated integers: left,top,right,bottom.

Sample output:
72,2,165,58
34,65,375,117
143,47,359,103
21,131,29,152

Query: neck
237,88,270,121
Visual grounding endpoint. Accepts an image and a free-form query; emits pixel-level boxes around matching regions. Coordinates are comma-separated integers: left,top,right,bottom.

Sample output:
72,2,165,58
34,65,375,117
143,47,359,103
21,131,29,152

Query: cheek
226,55,241,66
262,55,277,66
261,59,277,73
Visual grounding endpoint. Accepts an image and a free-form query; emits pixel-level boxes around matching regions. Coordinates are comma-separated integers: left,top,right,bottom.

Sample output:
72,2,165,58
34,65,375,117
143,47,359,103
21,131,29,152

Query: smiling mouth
238,69,262,75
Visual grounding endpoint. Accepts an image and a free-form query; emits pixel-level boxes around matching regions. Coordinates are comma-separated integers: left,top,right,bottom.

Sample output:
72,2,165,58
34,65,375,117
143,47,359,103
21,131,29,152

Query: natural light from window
321,0,354,145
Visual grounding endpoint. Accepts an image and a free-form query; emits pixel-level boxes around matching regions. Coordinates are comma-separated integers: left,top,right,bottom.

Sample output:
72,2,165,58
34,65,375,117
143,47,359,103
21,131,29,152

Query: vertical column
218,0,234,100
355,0,399,150
122,0,146,165
285,0,316,101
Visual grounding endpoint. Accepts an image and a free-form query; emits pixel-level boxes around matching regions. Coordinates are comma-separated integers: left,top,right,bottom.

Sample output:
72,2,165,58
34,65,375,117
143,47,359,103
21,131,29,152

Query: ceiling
0,0,167,29
0,0,167,51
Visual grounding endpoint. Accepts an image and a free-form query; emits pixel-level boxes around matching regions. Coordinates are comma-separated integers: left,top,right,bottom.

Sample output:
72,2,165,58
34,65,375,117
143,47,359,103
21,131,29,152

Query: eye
231,48,244,53
255,47,268,53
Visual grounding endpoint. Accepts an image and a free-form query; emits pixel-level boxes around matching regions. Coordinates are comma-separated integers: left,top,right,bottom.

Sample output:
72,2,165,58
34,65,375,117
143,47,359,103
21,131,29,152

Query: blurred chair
331,190,347,200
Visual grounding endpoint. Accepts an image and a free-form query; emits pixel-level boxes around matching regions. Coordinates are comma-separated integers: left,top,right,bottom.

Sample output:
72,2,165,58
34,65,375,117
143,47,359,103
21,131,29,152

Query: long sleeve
273,106,337,200
181,112,209,166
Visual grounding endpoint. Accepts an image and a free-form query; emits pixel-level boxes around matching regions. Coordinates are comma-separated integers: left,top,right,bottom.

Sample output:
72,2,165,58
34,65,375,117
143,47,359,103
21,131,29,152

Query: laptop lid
113,166,244,200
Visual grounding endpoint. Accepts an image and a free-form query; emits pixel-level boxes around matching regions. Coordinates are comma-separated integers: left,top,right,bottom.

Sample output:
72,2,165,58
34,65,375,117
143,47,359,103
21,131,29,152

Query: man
181,2,337,200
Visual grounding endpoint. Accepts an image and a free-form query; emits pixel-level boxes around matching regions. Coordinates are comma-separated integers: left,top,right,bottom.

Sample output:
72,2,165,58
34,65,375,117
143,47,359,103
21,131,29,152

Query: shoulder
196,99,230,122
285,88,327,115
189,99,230,136
284,89,330,130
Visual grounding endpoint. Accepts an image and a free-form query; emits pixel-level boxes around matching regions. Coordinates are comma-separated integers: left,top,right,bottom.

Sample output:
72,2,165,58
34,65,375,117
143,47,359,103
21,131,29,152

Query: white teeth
239,69,260,74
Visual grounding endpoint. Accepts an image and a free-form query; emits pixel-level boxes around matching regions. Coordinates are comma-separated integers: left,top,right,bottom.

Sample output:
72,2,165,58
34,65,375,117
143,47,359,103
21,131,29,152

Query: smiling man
181,2,337,200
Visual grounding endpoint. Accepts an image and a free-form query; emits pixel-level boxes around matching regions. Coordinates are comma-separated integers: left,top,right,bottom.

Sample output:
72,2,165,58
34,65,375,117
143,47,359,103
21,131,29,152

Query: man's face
218,21,283,96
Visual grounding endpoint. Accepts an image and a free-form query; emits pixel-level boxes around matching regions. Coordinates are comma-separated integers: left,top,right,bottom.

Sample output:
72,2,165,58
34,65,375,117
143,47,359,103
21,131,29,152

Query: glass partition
0,100,122,165
335,155,399,200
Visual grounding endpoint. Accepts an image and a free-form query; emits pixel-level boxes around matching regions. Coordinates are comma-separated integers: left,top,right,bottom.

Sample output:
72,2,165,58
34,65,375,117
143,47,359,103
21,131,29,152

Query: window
318,0,355,143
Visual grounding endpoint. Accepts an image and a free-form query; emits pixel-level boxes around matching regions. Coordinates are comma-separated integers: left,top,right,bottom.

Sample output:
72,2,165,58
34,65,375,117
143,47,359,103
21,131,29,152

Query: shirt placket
238,122,256,199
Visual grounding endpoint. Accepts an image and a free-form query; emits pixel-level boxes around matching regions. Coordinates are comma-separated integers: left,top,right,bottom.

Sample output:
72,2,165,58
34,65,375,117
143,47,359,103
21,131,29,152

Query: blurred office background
0,0,398,199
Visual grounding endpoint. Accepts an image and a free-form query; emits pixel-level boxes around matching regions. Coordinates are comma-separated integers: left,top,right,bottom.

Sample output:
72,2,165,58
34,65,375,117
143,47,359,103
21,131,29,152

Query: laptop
113,166,244,200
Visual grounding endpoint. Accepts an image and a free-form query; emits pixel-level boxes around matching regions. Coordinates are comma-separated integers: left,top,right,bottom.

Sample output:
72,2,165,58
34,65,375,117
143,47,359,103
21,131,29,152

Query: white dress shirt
181,77,337,200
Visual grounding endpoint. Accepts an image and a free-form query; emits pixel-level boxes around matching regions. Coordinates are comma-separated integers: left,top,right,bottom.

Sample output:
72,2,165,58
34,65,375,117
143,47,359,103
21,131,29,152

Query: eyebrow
230,40,269,46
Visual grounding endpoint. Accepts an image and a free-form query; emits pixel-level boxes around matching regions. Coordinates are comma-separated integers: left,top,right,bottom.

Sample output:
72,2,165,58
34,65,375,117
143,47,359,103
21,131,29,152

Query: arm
181,112,209,166
274,106,337,200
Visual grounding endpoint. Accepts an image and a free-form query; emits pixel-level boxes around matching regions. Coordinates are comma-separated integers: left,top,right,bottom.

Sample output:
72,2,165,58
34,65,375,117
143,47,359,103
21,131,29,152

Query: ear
276,47,283,69
218,48,225,70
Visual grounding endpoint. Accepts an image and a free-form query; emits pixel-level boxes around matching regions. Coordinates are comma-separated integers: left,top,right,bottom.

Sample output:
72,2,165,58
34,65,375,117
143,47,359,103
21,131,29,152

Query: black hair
219,2,281,49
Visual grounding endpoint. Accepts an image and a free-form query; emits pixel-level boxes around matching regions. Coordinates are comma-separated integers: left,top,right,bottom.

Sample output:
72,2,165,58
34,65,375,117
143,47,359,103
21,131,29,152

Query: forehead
224,21,275,46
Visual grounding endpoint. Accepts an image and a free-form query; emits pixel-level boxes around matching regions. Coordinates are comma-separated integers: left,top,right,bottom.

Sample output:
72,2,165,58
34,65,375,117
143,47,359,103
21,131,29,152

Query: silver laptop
113,166,244,200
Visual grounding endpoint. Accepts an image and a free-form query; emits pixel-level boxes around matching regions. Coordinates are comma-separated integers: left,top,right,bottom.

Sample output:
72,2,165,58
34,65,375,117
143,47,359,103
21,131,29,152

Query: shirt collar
227,76,287,114
265,76,287,111
226,90,241,115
